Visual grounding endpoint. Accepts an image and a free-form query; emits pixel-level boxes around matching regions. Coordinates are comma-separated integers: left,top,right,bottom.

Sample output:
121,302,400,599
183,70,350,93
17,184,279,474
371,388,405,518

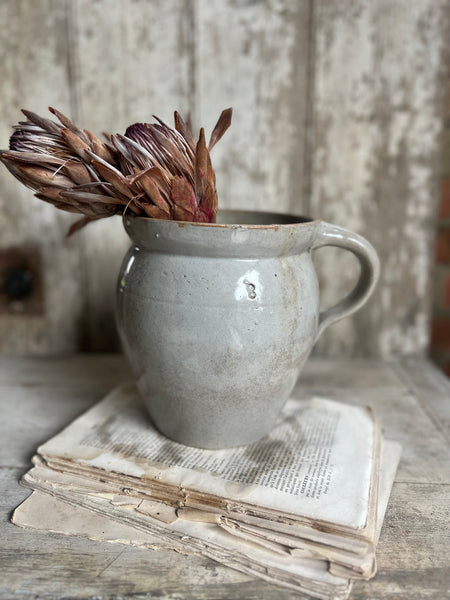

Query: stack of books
13,383,400,600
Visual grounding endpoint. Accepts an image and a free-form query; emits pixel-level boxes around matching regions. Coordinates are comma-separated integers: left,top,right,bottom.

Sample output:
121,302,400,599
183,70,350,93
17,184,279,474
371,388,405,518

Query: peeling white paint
0,0,445,357
311,0,446,358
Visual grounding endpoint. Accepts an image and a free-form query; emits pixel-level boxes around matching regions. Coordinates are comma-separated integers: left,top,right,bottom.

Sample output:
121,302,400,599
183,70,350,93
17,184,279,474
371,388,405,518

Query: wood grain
310,0,450,358
71,0,195,350
1,355,449,599
0,353,130,386
0,0,85,354
296,359,450,484
299,386,450,485
0,1,449,356
196,0,312,215
391,358,450,442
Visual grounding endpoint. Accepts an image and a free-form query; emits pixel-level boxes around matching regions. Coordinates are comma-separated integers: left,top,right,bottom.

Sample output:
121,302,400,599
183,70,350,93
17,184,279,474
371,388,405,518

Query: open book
13,383,401,600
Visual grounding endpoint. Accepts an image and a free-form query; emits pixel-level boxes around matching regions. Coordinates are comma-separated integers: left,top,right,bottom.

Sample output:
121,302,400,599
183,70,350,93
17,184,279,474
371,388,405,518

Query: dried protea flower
1,108,121,234
115,108,232,222
0,106,232,234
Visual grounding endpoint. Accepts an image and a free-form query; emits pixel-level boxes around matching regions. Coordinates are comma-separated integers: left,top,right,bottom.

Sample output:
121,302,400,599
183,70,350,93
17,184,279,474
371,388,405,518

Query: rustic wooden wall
0,0,448,357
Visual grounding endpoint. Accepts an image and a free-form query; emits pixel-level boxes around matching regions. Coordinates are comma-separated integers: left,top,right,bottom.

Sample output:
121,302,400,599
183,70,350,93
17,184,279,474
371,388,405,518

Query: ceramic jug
116,210,379,449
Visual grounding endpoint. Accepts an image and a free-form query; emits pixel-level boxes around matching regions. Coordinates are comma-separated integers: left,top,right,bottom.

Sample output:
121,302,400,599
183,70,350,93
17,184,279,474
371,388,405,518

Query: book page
13,490,352,600
39,383,376,529
215,440,401,579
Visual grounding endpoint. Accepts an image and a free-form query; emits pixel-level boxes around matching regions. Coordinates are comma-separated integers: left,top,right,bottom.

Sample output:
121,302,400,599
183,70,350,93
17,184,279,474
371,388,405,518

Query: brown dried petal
60,128,91,162
171,176,197,215
174,111,195,152
198,182,217,223
34,194,80,214
84,129,116,164
1,150,66,167
17,164,73,189
90,159,135,199
49,107,89,144
60,189,125,206
135,172,171,214
194,208,212,223
36,186,65,201
129,165,166,185
63,160,92,185
138,203,169,220
194,128,208,199
0,155,28,182
171,205,195,222
208,107,232,151
206,150,216,189
67,216,98,236
21,109,61,134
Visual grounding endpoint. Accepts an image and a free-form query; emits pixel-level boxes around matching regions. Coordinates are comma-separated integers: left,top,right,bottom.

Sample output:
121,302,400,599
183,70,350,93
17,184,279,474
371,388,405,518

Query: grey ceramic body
117,211,379,449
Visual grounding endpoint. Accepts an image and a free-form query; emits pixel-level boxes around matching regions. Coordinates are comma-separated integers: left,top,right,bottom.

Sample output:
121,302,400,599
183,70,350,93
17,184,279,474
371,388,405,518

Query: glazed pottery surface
116,210,379,448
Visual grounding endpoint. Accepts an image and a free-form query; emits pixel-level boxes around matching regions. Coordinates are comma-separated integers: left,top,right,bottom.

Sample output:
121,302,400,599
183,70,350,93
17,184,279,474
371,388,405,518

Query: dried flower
0,107,232,234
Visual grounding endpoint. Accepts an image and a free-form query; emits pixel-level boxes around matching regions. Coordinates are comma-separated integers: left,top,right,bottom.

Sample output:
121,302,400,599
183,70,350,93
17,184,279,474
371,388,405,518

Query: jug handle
312,221,380,342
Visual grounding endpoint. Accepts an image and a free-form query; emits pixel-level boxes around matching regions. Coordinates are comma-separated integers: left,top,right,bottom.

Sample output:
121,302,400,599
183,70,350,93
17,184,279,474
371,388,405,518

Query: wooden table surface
0,355,449,600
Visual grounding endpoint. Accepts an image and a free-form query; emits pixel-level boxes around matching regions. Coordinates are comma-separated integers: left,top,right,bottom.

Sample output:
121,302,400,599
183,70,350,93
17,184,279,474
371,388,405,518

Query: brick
443,361,450,379
440,178,450,219
436,229,450,263
434,356,450,380
432,268,443,312
444,271,450,309
442,130,450,177
431,318,450,351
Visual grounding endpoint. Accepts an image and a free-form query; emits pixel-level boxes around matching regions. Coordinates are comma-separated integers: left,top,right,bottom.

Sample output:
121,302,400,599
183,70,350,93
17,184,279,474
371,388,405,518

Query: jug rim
122,210,322,258
123,209,320,230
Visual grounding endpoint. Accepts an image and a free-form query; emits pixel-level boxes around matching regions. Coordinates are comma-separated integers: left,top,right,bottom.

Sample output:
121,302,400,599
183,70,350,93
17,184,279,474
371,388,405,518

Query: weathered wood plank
2,473,449,599
1,0,448,359
196,0,312,215
0,353,130,386
0,475,282,600
2,354,447,483
297,359,450,484
0,0,85,354
0,355,131,468
294,386,450,485
391,358,450,442
310,0,450,358
375,483,450,571
0,387,102,468
71,0,195,350
297,358,404,390
1,356,449,599
352,483,450,598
